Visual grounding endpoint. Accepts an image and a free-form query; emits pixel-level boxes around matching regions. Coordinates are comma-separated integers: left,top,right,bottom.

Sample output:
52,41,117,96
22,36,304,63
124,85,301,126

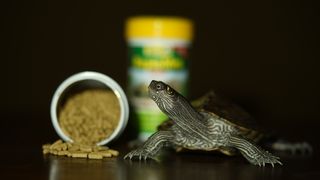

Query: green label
135,110,168,133
129,46,188,70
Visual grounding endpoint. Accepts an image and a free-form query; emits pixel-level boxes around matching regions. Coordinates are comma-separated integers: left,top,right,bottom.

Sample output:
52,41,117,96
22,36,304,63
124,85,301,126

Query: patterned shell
196,91,261,131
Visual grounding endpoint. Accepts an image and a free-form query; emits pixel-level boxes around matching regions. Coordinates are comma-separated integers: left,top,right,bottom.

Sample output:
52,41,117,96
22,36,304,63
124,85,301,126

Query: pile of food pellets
59,89,120,145
42,89,121,159
42,140,119,159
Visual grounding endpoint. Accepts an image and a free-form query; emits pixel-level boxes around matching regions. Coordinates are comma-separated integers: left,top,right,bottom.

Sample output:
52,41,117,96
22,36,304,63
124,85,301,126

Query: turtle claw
270,159,283,168
252,152,282,167
123,153,132,160
124,148,155,161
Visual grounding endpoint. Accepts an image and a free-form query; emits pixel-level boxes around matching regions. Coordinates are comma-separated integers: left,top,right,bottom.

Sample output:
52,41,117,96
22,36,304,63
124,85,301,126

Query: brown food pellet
107,149,119,156
71,151,88,158
42,144,50,148
99,151,112,158
68,144,80,151
88,152,103,159
43,149,50,155
58,151,69,156
50,140,63,150
93,146,109,152
80,145,92,152
50,150,58,155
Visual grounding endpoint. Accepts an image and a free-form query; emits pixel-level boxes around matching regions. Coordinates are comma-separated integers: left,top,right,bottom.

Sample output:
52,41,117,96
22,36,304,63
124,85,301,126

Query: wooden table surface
1,113,320,180
2,140,320,180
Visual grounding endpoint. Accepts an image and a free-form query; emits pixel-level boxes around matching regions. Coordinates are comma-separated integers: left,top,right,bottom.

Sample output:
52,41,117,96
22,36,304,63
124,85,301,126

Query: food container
50,71,129,145
125,16,194,140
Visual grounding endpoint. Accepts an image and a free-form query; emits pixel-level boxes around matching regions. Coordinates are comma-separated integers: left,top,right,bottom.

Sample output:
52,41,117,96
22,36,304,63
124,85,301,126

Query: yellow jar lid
125,16,194,41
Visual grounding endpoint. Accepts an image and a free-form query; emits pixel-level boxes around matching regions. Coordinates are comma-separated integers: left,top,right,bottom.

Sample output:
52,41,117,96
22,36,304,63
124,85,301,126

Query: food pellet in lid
59,89,120,145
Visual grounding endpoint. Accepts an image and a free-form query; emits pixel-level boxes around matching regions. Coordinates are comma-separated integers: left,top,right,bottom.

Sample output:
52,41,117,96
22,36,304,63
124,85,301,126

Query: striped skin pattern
124,81,282,167
228,135,282,167
172,113,233,149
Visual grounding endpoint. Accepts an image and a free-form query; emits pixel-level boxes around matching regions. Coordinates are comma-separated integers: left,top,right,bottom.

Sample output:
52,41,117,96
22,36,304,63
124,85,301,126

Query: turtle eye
156,84,162,90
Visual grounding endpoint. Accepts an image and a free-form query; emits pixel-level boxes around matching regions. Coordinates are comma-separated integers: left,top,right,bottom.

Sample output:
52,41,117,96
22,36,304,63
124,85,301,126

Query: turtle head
149,80,203,123
148,80,179,115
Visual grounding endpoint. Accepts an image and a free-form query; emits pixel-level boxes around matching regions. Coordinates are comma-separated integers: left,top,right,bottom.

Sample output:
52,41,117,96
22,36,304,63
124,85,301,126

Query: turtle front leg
228,134,282,167
124,130,174,161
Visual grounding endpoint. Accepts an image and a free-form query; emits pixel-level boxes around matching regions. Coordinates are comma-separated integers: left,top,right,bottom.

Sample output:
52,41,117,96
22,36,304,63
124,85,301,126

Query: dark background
4,0,320,149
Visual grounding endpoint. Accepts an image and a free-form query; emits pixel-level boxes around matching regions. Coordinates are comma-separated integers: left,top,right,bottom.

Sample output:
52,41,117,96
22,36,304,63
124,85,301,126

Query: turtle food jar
125,16,194,140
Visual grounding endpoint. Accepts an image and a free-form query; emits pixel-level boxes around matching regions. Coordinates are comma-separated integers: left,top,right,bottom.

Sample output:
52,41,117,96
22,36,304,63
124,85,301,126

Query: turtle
124,80,311,166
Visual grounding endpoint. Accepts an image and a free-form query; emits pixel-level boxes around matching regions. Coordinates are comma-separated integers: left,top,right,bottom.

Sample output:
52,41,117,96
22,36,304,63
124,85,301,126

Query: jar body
50,71,129,145
127,38,191,140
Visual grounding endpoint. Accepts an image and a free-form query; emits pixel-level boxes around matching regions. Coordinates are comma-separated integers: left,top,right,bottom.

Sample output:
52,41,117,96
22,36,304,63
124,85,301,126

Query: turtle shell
197,91,261,131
